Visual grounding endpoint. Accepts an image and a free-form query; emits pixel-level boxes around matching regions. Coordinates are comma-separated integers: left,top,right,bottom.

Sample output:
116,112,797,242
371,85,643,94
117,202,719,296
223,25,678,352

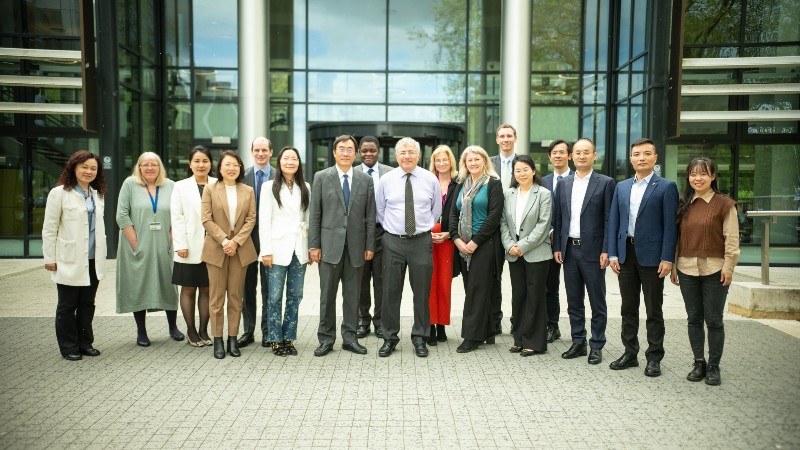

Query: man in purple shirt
375,137,442,358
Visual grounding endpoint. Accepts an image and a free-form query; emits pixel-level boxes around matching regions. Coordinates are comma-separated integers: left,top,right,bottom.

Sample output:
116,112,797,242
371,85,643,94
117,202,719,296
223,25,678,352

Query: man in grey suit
308,135,376,357
238,136,276,348
353,136,393,339
488,123,518,337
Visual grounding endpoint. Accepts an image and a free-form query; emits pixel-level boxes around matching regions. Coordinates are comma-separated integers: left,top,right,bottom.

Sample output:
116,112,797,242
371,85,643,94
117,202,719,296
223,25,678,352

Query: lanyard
147,185,160,217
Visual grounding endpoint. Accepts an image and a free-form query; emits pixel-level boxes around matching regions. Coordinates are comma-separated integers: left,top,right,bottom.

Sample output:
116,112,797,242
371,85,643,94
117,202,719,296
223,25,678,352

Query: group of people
41,123,740,386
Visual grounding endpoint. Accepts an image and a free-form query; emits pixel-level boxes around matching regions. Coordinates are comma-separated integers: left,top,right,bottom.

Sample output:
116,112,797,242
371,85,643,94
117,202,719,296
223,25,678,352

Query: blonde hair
132,152,167,186
457,146,498,182
428,145,458,178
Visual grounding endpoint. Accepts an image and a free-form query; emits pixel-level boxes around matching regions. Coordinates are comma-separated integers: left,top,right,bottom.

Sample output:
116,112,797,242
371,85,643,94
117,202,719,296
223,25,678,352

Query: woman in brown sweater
670,157,739,386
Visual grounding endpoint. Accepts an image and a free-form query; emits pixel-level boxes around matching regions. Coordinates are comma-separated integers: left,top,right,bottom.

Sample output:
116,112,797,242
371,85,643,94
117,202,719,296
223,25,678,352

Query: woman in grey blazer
500,155,553,356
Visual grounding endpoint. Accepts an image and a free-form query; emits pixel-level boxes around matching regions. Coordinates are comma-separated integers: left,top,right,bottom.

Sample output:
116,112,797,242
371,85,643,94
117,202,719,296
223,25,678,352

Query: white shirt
499,153,515,189
569,171,592,238
336,165,354,190
552,168,570,195
361,164,380,189
515,188,530,237
628,172,653,237
225,185,238,229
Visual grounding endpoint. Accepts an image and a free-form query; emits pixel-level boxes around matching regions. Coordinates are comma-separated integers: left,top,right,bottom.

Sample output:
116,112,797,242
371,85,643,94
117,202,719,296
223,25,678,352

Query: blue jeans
267,253,307,343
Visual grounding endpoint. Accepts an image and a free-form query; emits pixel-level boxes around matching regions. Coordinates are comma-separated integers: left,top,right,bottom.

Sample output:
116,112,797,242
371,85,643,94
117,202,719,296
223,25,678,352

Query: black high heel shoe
213,337,225,359
284,341,297,356
427,325,438,346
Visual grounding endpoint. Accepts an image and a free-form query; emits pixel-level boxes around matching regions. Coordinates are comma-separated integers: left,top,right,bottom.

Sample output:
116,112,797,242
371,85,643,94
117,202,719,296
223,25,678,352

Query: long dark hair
509,154,542,188
273,146,310,211
186,145,214,178
216,150,245,183
57,150,107,196
676,156,722,222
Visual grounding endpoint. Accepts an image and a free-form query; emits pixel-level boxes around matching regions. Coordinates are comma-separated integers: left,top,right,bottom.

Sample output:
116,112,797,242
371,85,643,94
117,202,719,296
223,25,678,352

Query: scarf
457,174,488,270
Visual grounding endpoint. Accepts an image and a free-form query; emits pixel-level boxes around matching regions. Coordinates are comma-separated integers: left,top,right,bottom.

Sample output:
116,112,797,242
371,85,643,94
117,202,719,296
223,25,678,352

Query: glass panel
614,105,629,180
24,0,81,36
467,73,500,104
119,88,140,173
142,64,158,96
745,0,800,43
582,73,607,104
118,0,139,49
118,48,140,87
743,67,800,84
165,0,191,66
580,106,606,158
531,74,579,105
270,104,289,132
388,0,467,71
0,0,20,33
630,94,644,145
682,69,736,85
664,144,734,198
195,69,238,100
271,0,306,69
583,0,599,71
308,0,385,70
679,121,730,135
630,56,645,94
467,105,500,151
387,73,466,104
530,107,579,144
193,0,238,67
616,65,630,101
531,0,581,71
308,104,385,122
308,72,385,103
747,91,799,134
167,68,191,99
0,137,24,240
617,0,632,66
631,0,647,57
271,71,306,102
742,44,800,57
683,46,739,58
467,0,501,71
194,103,238,139
388,105,465,122
166,102,193,181
292,104,307,157
0,86,13,125
684,0,742,45
680,95,731,135
142,100,157,154
140,0,157,61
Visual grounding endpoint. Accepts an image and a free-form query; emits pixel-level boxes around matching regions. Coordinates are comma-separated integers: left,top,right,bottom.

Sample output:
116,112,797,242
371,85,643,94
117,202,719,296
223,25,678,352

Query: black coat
448,177,505,280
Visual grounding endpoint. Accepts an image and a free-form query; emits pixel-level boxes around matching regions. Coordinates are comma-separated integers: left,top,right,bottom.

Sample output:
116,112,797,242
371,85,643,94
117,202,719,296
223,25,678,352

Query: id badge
149,222,162,231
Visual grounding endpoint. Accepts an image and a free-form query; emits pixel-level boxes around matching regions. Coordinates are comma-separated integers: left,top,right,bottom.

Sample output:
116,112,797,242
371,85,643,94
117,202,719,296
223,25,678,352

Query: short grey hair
395,137,421,154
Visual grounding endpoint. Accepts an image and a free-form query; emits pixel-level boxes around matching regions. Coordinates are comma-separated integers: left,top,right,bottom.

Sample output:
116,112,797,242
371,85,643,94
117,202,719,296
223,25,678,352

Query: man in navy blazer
540,139,573,343
607,138,678,377
552,138,615,365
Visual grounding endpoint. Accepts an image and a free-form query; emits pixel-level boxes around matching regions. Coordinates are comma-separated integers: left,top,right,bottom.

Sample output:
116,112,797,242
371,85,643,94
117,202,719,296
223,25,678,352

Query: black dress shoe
227,336,241,357
588,348,602,365
356,325,370,339
414,342,428,357
170,328,185,341
520,349,544,357
213,337,225,359
436,324,447,342
63,353,82,361
644,361,661,377
687,360,707,382
342,341,368,355
262,336,272,348
609,353,639,370
314,343,333,357
705,365,721,385
561,343,587,359
375,325,384,339
546,326,561,343
79,347,101,357
237,333,254,347
136,334,151,347
484,336,495,345
378,340,397,357
456,340,480,353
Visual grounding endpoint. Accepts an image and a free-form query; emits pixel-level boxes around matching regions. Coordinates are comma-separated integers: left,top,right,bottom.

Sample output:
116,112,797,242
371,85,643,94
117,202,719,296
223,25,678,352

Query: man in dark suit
308,135,376,357
354,136,393,339
540,139,573,343
238,136,276,348
607,138,679,377
488,123,517,336
552,138,614,365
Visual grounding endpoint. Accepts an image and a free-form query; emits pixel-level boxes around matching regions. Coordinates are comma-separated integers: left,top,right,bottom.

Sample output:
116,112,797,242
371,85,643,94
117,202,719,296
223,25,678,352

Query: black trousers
678,270,729,366
381,233,433,344
563,242,607,349
55,259,99,355
509,258,549,351
618,239,665,362
545,258,562,328
358,249,383,328
242,230,269,337
491,265,504,333
459,238,497,342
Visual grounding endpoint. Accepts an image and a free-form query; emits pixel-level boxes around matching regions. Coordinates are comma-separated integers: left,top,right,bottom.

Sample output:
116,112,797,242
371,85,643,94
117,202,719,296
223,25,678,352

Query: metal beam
680,110,800,122
681,83,800,96
682,56,800,70
0,102,83,114
0,47,82,62
0,75,82,88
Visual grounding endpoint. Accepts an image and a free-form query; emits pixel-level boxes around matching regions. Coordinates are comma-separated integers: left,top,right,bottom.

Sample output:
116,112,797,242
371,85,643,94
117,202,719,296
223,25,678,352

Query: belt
627,236,635,244
568,238,581,246
388,231,429,240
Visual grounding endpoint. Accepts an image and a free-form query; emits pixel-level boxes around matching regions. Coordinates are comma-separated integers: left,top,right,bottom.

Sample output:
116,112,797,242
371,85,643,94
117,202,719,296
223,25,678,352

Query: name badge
149,222,162,231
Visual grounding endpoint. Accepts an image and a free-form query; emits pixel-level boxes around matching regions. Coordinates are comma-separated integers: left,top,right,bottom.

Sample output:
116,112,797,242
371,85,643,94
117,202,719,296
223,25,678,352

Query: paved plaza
0,260,798,449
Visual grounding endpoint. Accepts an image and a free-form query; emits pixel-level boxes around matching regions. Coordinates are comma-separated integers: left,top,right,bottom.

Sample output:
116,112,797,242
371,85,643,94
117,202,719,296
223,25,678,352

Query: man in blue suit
607,138,678,377
552,138,615,365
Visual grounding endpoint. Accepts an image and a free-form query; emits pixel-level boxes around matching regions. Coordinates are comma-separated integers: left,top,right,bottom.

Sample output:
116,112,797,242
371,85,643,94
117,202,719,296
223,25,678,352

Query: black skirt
171,261,210,287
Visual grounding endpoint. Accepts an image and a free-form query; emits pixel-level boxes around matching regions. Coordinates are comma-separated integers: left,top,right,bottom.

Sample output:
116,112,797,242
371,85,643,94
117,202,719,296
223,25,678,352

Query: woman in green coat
116,152,183,346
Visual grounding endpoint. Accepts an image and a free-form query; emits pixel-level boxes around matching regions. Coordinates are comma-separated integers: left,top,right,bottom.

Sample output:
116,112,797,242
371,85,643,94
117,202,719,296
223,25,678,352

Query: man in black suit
238,136,276,348
540,139,573,343
552,138,614,365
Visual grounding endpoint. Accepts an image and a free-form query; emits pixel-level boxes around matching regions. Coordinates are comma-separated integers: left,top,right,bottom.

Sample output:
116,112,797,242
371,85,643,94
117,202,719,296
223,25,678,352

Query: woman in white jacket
42,151,108,361
170,145,217,346
259,146,312,356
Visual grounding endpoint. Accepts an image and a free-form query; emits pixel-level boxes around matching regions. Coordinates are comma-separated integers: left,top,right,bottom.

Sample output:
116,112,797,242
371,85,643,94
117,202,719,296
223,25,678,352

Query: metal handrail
745,210,800,285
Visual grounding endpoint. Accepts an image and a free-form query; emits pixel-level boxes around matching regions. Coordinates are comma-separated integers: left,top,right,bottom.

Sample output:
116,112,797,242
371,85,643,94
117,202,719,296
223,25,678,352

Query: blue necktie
255,170,264,206
342,174,350,213
554,175,563,195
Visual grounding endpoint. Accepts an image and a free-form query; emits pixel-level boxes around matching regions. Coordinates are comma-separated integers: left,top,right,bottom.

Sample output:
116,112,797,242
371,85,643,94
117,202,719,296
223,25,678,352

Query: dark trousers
317,250,362,346
545,258,562,328
509,258,549,351
618,239,665,362
563,242,607,349
55,259,99,355
358,249,383,328
381,233,433,344
491,265,504,333
242,231,269,337
459,238,497,342
678,270,729,366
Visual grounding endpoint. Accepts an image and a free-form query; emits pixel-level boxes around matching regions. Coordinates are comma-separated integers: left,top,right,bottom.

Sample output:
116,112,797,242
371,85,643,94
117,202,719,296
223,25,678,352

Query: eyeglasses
336,148,355,155
140,163,159,168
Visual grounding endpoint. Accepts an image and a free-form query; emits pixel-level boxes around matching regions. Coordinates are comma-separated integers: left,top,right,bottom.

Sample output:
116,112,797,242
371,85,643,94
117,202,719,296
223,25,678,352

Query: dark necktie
255,170,264,206
342,174,350,213
405,173,415,235
554,174,563,195
368,168,374,177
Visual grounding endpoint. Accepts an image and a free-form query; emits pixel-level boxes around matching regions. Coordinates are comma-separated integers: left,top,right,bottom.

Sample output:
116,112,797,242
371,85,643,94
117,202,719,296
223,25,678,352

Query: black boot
227,336,241,357
436,324,447,342
427,325,438,346
213,337,225,359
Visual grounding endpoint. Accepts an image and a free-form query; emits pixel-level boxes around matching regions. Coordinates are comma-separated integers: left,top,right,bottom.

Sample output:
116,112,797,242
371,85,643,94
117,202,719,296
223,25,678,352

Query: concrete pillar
237,0,270,165
500,0,532,154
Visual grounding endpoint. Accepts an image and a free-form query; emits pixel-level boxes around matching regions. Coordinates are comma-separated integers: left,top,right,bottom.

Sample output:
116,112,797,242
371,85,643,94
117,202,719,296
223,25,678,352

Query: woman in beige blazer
499,155,552,356
201,151,258,359
42,151,108,360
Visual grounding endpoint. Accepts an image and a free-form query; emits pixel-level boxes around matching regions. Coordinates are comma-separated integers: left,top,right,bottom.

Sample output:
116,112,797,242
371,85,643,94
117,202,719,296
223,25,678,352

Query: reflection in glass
165,0,191,66
308,0,385,70
308,72,385,103
745,0,800,43
531,0,581,71
582,74,607,104
167,69,191,99
193,0,238,67
617,0,631,66
742,45,800,57
467,74,500,103
194,103,239,139
387,73,465,104
467,105,500,151
195,69,238,100
581,106,606,160
0,137,24,242
530,107,578,144
467,0,501,71
0,0,20,33
615,106,629,179
24,0,80,36
684,0,742,46
388,105,464,122
140,0,157,61
747,90,799,134
631,0,647,57
308,104,385,122
166,102,192,181
630,57,645,95
389,0,467,71
617,66,630,101
271,71,306,102
532,74,578,105
271,0,306,69
682,70,736,85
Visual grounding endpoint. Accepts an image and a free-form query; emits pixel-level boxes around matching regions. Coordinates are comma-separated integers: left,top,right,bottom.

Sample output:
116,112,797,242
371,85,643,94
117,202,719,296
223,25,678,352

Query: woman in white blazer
42,151,108,361
499,155,553,356
171,145,217,347
259,146,312,356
